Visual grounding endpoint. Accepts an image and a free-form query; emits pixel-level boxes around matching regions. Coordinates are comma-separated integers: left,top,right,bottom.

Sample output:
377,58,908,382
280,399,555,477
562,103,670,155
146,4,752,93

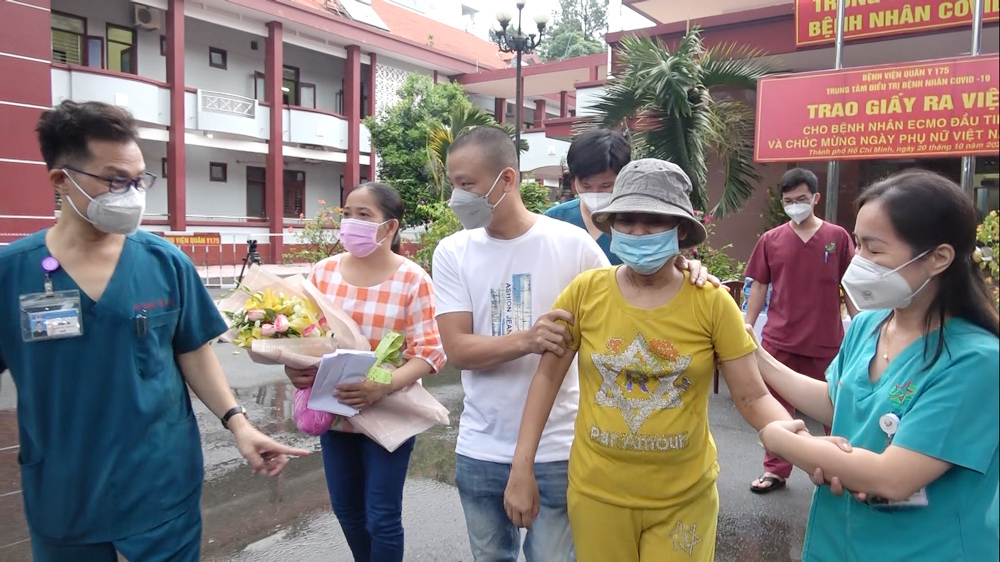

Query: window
85,36,103,69
283,169,305,218
300,83,316,109
51,12,86,65
283,65,300,106
253,71,266,102
161,158,168,179
107,24,135,74
246,166,266,218
209,47,227,70
160,35,167,56
209,162,228,182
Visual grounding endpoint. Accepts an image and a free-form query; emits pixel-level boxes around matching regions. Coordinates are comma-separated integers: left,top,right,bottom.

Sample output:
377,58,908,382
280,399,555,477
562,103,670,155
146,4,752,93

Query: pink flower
318,199,327,205
287,226,294,233
260,323,276,337
247,310,265,322
318,317,329,329
302,324,321,337
273,314,289,333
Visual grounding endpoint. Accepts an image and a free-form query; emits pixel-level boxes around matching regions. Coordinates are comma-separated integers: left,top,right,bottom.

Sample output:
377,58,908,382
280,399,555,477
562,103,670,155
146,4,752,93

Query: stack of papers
307,349,379,417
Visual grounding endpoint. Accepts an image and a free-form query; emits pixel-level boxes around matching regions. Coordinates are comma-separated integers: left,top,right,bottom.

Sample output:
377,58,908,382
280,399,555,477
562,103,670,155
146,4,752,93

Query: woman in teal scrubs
754,170,999,561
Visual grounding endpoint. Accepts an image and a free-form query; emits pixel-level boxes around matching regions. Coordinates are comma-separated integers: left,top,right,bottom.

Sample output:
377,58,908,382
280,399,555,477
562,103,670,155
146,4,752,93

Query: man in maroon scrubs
745,168,856,494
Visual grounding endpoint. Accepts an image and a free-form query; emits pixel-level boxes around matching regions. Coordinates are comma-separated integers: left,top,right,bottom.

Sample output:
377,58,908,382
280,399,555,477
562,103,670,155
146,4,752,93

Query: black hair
447,126,518,176
355,182,404,254
567,129,631,181
35,100,139,170
779,168,819,195
857,170,1000,365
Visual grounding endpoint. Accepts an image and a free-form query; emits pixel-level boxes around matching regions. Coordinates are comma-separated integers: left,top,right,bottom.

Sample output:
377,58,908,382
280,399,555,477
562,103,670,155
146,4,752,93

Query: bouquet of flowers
218,266,449,450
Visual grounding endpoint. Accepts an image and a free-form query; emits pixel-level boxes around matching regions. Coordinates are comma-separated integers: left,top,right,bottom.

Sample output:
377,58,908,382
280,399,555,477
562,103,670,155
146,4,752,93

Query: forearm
177,344,239,418
760,429,906,500
511,354,572,471
734,391,794,431
446,331,530,371
744,282,767,327
758,350,834,426
389,357,432,392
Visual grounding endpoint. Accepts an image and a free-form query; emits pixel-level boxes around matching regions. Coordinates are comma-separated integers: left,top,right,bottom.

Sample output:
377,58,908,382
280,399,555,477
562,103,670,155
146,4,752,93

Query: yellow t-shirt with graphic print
553,266,757,509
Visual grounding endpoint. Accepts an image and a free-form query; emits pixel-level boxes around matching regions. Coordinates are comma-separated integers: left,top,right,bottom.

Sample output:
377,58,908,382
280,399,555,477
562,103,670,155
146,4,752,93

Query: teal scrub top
0,230,228,542
802,311,1000,562
544,199,621,265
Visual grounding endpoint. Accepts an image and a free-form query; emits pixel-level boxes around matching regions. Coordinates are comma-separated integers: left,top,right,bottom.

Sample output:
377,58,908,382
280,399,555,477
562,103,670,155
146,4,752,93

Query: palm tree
591,28,771,216
427,105,529,201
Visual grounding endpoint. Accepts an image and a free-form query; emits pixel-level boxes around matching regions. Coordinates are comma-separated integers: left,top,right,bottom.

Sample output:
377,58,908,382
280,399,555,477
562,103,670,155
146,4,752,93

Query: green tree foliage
539,0,607,61
283,203,342,263
364,75,472,227
592,29,772,217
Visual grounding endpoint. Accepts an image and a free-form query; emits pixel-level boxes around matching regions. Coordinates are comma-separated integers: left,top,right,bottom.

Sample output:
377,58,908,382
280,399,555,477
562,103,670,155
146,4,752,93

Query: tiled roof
369,0,506,70
288,0,506,70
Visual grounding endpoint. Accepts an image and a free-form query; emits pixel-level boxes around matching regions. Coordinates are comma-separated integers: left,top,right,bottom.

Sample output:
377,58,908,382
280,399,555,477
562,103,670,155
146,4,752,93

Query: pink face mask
340,218,389,258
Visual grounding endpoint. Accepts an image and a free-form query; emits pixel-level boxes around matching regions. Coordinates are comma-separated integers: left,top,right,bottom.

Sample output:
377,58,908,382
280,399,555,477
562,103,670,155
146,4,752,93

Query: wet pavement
0,290,821,561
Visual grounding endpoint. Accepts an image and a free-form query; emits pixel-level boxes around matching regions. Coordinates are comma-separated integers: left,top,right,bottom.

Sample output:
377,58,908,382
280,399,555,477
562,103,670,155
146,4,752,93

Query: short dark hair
354,182,404,254
36,100,139,170
567,129,631,181
779,168,818,194
447,126,518,176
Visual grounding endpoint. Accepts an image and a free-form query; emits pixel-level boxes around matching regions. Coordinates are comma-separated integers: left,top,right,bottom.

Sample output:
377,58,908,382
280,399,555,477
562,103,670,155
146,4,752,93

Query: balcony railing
198,90,256,118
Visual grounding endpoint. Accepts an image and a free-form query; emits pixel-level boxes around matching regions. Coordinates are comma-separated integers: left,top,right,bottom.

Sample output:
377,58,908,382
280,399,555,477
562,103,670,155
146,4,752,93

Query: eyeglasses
63,166,157,194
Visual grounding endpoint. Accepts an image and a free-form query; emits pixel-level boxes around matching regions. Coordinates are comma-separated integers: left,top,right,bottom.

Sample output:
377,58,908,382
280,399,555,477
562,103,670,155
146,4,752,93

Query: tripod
236,239,262,285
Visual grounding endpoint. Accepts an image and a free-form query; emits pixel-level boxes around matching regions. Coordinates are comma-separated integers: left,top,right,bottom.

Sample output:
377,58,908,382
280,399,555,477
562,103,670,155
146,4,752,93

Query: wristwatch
221,405,247,429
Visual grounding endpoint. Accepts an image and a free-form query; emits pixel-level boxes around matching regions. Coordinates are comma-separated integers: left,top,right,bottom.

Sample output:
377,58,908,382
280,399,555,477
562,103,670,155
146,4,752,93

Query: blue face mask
611,227,680,276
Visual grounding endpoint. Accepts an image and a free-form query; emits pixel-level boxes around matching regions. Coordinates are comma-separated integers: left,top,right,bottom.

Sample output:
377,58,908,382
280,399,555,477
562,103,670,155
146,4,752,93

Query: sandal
750,475,787,494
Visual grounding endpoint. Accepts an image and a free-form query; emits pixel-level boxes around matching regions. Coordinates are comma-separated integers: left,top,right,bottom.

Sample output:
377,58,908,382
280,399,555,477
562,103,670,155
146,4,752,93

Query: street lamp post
494,2,549,162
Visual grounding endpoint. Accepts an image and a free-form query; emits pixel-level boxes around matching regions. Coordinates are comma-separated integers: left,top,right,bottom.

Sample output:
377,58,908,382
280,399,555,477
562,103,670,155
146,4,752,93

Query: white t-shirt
432,215,610,463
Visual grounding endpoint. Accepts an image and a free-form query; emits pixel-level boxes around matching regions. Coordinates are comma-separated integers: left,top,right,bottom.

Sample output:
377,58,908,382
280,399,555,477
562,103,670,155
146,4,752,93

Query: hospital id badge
19,290,84,342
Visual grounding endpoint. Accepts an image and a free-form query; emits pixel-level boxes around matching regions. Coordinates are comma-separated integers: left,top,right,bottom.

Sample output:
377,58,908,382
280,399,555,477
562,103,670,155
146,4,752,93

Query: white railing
198,90,257,118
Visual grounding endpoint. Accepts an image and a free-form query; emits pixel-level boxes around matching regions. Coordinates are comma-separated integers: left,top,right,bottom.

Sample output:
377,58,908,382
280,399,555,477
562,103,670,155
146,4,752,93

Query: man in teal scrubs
0,101,309,561
544,129,629,264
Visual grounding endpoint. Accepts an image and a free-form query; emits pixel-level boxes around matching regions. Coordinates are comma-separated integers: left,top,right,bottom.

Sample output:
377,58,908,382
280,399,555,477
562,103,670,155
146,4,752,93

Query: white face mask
579,192,613,212
841,251,932,310
783,202,813,224
64,172,146,234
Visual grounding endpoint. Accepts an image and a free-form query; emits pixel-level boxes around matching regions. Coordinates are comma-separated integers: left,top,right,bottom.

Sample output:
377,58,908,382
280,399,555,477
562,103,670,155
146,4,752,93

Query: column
533,99,546,128
494,97,507,123
344,45,361,194
166,0,186,232
368,53,376,182
0,0,53,243
265,21,284,263
559,90,569,118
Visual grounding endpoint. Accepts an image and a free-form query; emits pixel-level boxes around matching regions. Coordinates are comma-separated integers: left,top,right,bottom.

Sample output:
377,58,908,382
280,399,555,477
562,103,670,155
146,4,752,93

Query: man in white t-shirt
433,127,713,562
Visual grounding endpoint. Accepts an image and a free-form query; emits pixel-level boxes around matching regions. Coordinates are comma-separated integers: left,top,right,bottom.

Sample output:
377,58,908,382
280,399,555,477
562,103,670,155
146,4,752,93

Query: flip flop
750,475,787,494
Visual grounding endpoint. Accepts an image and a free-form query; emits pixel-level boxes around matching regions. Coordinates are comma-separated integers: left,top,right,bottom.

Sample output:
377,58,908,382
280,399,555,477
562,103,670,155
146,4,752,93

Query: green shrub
283,203,342,264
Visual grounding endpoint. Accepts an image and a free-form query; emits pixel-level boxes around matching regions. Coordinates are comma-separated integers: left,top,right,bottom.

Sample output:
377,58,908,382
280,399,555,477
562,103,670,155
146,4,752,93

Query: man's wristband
221,405,247,429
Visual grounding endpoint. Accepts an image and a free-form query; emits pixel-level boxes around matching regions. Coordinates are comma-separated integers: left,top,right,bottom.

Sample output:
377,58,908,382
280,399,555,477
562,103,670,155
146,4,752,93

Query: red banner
796,0,999,47
754,55,1000,163
162,233,222,246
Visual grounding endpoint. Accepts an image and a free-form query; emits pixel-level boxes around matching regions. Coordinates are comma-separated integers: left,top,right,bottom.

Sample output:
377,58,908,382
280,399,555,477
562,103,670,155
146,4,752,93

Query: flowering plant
225,287,334,349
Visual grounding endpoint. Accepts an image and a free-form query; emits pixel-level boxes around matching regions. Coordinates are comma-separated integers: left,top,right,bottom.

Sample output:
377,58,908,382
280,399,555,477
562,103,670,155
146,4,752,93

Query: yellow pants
567,485,719,562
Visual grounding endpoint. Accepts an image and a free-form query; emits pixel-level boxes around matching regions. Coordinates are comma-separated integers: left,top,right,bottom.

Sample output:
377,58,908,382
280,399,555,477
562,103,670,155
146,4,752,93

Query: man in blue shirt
0,101,309,561
544,129,630,265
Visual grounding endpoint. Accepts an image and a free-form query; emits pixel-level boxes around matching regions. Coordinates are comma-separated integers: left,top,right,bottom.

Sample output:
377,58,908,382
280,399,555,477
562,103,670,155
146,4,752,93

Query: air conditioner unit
133,4,162,30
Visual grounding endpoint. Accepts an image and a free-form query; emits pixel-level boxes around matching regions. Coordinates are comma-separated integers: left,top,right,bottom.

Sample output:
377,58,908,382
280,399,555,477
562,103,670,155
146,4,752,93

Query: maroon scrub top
745,221,855,359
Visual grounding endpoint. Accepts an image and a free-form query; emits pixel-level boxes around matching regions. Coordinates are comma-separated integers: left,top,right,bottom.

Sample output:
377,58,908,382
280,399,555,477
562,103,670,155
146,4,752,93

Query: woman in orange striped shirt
285,182,446,562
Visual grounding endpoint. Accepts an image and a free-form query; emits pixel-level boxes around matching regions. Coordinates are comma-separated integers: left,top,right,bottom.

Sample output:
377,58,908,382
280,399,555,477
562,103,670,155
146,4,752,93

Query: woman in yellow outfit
503,159,803,561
